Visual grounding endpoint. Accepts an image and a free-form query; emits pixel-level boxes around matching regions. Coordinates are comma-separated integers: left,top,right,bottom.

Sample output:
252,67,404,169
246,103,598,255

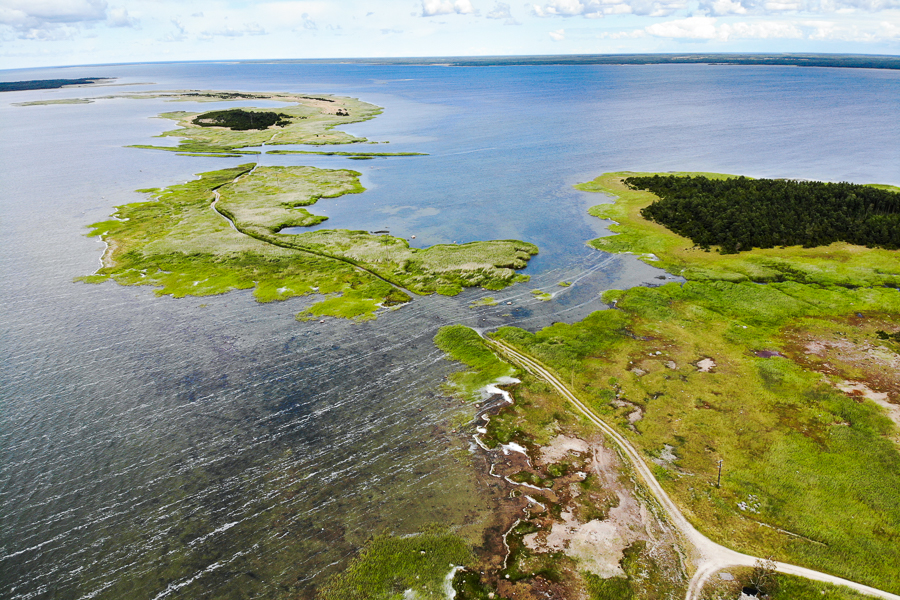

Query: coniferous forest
193,108,293,130
627,175,900,253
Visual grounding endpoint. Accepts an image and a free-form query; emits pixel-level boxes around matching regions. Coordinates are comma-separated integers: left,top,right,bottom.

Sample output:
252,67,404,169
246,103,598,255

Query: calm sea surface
1,62,898,599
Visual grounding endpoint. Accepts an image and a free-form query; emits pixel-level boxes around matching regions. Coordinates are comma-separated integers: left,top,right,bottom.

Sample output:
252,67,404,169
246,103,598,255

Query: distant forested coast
0,78,112,92
260,53,900,70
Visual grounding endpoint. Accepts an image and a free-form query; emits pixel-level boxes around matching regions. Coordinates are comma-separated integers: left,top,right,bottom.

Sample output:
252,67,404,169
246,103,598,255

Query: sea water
1,61,898,599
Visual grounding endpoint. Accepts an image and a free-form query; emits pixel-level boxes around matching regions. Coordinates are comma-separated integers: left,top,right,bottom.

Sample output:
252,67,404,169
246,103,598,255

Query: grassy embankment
433,325,516,400
81,165,536,320
489,172,900,592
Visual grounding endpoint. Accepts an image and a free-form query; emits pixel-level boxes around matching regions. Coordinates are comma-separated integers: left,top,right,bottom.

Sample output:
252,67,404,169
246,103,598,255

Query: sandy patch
523,437,666,578
525,511,628,578
538,435,589,464
627,407,644,424
696,358,716,372
838,380,900,428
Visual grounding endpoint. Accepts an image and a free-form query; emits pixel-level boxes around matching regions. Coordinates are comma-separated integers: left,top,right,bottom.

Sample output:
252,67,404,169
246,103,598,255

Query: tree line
193,109,294,131
626,175,900,253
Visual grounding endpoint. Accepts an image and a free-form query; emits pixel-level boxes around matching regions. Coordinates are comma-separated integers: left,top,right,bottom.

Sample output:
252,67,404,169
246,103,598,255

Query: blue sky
1,0,898,69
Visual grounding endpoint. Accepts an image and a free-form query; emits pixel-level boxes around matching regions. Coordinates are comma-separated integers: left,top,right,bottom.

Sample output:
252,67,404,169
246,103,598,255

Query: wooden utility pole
716,459,723,488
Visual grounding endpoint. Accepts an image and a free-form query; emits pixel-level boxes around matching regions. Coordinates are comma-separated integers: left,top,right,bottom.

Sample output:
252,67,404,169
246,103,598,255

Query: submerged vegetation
81,165,536,320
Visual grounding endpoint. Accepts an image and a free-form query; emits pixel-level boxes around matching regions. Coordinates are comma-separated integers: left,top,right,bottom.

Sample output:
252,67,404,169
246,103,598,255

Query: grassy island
128,90,384,153
19,89,385,151
81,165,536,320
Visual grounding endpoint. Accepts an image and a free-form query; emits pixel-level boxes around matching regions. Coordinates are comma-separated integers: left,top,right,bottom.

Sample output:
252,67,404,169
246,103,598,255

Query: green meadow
434,325,515,400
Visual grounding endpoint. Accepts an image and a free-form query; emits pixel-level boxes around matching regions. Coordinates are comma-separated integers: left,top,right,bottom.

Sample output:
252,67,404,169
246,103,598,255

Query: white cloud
486,1,512,17
486,1,521,22
549,27,565,38
699,0,900,14
645,15,718,36
645,15,804,38
531,0,686,17
200,22,267,40
106,6,135,27
0,0,107,26
421,0,477,15
702,0,749,14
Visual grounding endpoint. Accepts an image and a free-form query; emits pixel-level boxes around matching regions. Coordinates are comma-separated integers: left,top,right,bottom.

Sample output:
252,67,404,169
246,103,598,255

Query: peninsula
389,172,900,599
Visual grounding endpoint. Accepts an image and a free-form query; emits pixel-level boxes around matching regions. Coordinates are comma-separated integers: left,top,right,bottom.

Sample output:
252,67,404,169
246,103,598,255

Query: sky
1,0,898,70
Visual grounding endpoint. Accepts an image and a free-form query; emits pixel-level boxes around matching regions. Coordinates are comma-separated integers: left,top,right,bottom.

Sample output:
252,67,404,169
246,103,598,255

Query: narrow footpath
484,337,900,600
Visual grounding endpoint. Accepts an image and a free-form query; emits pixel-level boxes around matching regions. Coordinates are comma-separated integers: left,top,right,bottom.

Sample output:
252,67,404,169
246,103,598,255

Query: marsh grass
701,568,876,600
434,325,516,400
494,279,900,591
470,297,499,307
317,527,473,600
82,164,536,320
80,164,393,320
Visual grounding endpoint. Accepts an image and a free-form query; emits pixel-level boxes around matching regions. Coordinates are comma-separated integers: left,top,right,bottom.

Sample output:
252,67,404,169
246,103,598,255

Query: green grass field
434,325,516,400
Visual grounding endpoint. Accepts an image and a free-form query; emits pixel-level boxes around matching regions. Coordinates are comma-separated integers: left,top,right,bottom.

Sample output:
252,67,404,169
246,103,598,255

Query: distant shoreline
0,77,114,93
240,53,900,70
